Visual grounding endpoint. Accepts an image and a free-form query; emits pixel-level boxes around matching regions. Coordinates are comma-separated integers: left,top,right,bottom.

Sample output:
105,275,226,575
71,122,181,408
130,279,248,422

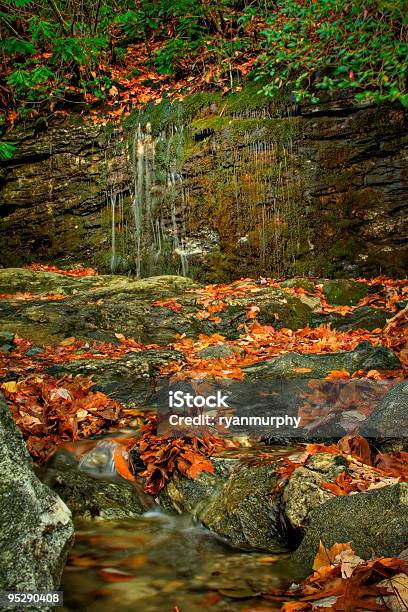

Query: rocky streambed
0,268,407,610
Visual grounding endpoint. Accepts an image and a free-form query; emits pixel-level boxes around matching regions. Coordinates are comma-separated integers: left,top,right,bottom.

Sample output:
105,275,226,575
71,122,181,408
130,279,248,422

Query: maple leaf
152,298,183,312
337,434,372,465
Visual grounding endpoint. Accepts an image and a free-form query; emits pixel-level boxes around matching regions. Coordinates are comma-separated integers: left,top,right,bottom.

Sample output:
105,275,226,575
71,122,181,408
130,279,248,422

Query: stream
61,511,296,612
54,438,300,612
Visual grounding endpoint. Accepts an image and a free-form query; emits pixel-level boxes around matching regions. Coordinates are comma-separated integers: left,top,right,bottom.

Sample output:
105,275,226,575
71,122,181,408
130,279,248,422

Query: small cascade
123,119,188,277
105,97,303,279
109,192,117,273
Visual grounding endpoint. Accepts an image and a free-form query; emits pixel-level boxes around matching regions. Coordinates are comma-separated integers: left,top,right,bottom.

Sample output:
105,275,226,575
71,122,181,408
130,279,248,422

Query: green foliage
0,0,406,119
257,0,407,104
0,141,16,160
1,37,36,55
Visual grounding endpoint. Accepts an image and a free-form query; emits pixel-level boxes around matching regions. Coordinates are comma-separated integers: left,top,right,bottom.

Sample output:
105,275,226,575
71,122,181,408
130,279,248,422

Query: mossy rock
257,296,314,330
281,278,316,293
244,342,401,380
45,468,145,520
197,464,289,552
0,269,196,297
312,305,388,331
294,483,408,572
159,458,237,514
321,279,369,306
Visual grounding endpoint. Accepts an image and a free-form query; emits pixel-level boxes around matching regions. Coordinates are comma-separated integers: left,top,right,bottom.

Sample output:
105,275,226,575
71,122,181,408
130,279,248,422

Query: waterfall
126,119,188,277
105,96,302,280
110,191,117,273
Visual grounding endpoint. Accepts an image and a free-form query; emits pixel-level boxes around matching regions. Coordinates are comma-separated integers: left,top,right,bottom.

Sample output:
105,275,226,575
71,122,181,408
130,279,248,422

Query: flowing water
55,439,301,611
61,511,296,612
102,102,303,279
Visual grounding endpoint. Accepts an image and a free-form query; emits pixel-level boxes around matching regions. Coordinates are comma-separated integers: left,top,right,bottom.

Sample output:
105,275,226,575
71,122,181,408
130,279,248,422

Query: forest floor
0,264,408,609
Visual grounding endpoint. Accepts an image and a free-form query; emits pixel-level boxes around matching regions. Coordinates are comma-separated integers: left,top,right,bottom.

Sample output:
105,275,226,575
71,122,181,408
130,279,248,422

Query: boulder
244,342,401,380
160,458,290,553
321,279,369,306
363,380,408,438
196,464,289,552
0,393,74,602
283,453,348,530
44,468,146,520
294,483,408,572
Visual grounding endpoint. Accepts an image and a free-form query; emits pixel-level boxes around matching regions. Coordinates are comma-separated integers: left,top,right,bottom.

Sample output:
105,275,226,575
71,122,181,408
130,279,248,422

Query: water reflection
61,510,294,611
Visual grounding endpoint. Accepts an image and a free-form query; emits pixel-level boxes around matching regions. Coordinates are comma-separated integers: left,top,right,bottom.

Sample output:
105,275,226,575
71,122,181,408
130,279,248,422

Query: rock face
294,483,408,572
1,90,407,279
0,119,129,268
0,393,74,599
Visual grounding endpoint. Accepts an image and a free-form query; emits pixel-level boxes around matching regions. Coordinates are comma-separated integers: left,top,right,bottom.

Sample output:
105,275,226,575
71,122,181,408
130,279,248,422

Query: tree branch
45,0,69,35
93,0,102,34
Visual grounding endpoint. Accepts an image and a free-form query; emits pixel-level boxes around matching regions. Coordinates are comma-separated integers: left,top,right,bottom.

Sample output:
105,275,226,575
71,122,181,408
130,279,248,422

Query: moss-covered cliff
0,89,407,279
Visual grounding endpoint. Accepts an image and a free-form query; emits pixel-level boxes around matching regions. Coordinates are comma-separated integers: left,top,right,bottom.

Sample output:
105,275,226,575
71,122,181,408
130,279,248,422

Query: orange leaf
325,369,350,380
113,446,135,481
313,541,354,571
337,435,372,465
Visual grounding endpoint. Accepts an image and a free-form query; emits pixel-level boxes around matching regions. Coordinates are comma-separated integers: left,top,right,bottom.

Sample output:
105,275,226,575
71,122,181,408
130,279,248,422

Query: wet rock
244,342,401,380
46,349,184,405
197,464,289,553
294,483,408,572
283,453,348,530
314,305,388,331
159,458,237,514
364,380,408,438
0,393,74,598
44,468,145,520
321,279,369,306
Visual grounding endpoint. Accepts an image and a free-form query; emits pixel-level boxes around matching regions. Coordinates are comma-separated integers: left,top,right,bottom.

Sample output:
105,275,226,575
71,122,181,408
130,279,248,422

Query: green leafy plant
0,141,16,160
256,0,408,105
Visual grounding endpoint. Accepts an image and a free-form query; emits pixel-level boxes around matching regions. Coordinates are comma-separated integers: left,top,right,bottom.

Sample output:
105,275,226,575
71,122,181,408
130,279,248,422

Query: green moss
321,279,369,306
124,80,287,138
